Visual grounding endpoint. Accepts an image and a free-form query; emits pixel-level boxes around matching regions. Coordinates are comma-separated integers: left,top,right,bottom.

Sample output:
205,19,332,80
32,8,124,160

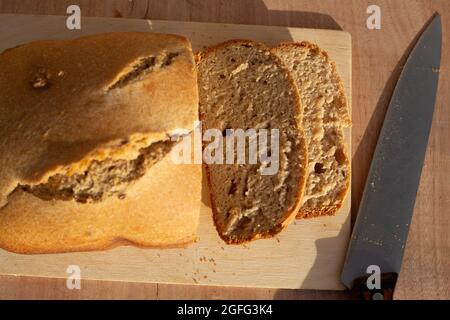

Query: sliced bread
272,42,351,218
197,40,308,243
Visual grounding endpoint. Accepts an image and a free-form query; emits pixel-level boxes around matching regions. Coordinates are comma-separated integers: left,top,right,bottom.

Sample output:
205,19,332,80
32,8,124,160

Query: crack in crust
108,52,181,90
20,140,177,203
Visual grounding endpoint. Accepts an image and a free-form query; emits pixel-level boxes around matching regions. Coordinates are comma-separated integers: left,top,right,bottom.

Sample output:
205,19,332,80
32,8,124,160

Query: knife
341,14,442,300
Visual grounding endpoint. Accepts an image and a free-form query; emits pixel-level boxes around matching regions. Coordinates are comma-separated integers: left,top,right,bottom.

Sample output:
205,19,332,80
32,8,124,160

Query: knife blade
341,14,442,300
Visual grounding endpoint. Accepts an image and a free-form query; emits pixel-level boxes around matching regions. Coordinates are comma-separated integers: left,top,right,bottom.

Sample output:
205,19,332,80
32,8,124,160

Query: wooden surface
0,14,351,290
0,0,448,300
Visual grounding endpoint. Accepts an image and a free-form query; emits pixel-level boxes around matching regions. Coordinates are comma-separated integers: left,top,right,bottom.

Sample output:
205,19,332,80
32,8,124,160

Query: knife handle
351,273,398,300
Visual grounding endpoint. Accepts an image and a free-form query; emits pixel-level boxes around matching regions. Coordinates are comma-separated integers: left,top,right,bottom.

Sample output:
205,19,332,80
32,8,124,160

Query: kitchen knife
341,14,442,300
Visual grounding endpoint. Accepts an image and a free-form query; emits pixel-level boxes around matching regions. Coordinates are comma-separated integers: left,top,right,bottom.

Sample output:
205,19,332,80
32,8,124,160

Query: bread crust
271,41,351,219
0,32,199,207
0,233,196,255
0,151,202,254
198,40,308,244
0,32,201,253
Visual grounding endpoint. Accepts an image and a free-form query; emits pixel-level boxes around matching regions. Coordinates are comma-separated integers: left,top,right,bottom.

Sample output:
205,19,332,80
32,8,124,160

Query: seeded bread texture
0,32,201,253
272,42,351,218
197,40,308,243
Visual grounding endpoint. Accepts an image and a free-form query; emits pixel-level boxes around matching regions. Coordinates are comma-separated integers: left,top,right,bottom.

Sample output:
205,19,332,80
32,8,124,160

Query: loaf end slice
198,40,308,243
272,42,351,218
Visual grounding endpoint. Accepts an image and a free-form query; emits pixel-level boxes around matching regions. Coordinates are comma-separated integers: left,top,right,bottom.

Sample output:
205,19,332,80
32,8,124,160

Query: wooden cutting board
0,14,351,290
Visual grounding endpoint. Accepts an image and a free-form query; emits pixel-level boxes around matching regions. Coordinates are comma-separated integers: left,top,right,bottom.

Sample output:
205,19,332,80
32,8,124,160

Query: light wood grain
0,14,351,291
0,0,448,300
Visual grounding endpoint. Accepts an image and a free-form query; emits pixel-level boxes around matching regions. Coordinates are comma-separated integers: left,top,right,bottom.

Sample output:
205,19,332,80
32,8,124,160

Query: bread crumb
231,62,248,75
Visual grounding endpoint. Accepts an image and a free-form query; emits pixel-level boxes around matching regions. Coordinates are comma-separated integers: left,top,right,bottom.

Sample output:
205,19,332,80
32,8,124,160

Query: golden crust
0,32,199,207
0,33,201,253
198,39,308,244
0,232,196,255
0,151,202,254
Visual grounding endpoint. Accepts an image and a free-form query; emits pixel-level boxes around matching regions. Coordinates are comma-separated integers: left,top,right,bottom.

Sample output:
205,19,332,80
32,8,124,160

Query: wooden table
0,0,448,300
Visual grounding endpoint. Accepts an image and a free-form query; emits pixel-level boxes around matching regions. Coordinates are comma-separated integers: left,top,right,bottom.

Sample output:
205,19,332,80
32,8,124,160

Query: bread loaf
272,42,351,218
197,40,308,243
0,32,201,253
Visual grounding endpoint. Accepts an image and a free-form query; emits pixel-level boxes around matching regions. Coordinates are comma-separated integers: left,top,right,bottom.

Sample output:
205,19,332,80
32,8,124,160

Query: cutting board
0,14,351,290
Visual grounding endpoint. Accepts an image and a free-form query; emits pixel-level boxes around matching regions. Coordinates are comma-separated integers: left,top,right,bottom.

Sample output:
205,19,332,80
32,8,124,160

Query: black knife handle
351,273,398,300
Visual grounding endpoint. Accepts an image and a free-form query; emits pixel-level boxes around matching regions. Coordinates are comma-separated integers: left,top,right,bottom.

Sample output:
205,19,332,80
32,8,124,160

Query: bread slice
272,42,351,218
197,40,308,243
0,32,201,253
